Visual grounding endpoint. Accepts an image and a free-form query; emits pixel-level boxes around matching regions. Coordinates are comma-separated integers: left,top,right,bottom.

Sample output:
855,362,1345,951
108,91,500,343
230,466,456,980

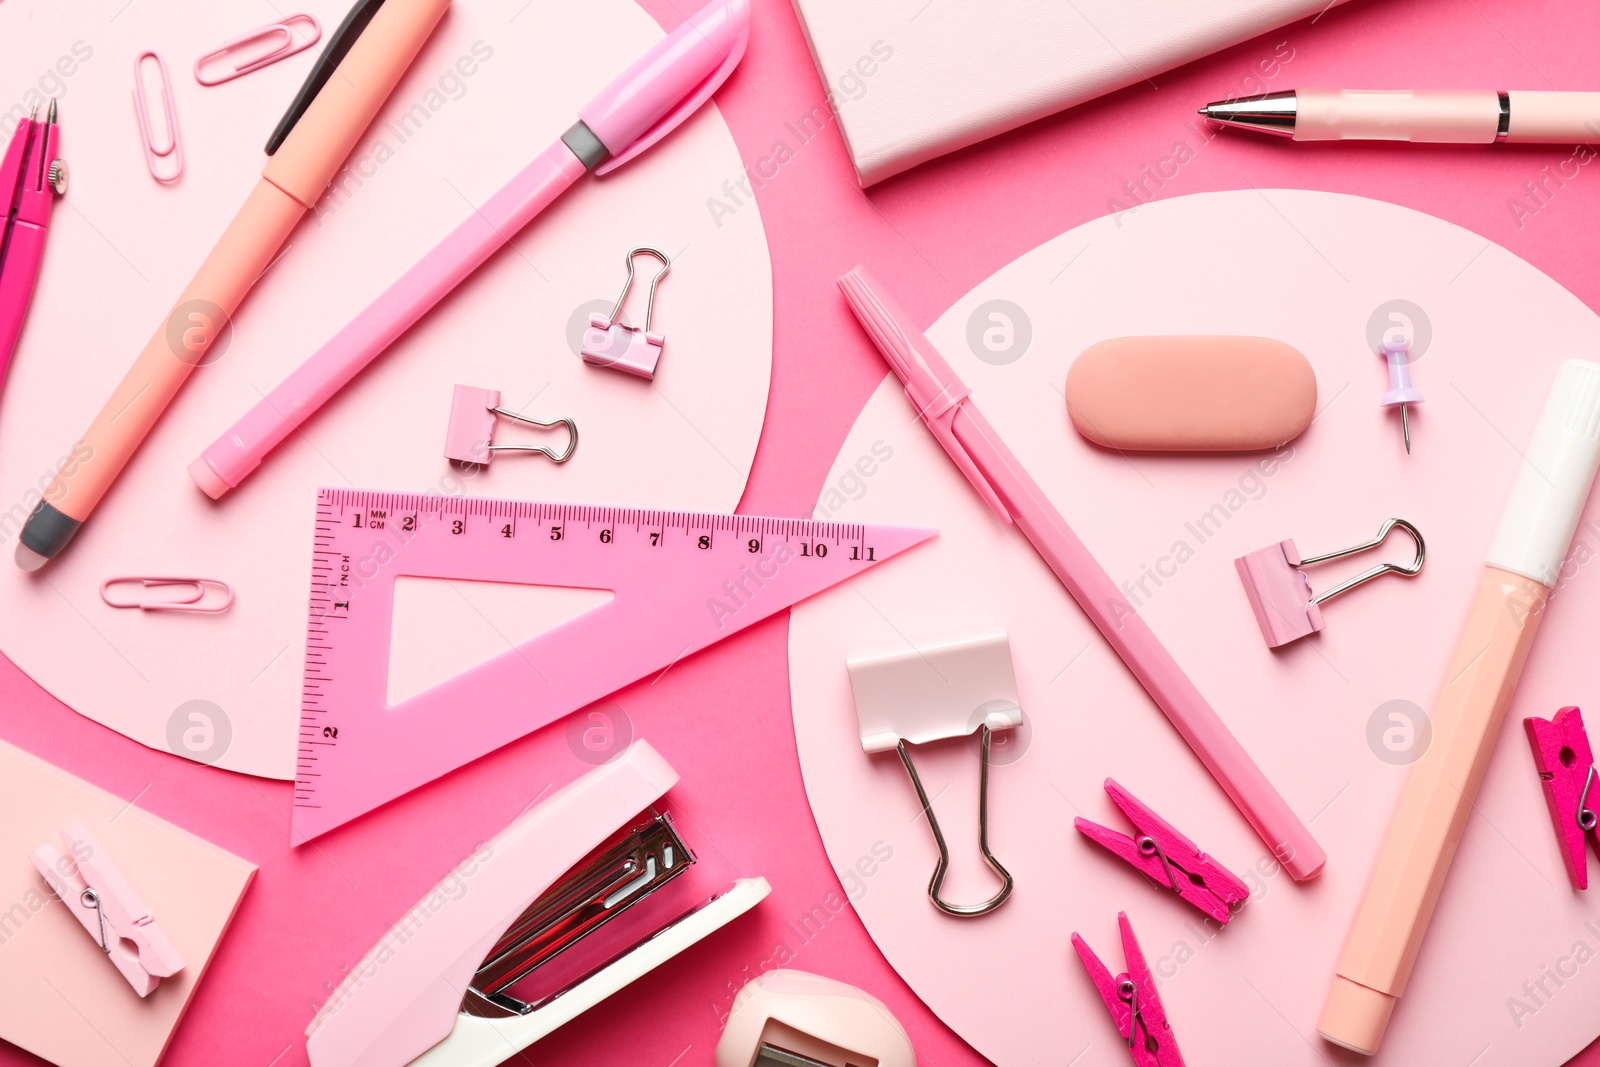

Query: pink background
5,0,1600,1065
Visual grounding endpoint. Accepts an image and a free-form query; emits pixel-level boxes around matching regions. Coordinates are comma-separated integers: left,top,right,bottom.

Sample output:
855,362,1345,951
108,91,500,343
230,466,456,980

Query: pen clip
264,0,386,154
594,6,749,176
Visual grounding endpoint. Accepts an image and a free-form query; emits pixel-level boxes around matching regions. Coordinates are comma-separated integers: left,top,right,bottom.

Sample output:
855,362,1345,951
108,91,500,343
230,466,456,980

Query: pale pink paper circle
790,191,1600,1066
0,0,771,779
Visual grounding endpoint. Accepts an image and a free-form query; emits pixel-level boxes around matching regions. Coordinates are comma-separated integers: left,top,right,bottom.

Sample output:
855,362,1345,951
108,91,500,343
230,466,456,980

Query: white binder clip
30,823,185,996
581,247,670,379
848,632,1022,918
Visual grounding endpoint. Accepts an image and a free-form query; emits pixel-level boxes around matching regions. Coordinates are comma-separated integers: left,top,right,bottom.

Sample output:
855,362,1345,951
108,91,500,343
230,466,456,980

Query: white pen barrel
1294,89,1500,142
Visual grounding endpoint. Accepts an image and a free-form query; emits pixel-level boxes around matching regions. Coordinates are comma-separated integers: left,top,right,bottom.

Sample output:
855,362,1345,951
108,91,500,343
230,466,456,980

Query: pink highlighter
189,0,750,498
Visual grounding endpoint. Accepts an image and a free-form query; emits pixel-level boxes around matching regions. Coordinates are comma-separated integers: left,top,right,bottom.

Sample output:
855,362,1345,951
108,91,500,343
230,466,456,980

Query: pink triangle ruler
293,488,935,843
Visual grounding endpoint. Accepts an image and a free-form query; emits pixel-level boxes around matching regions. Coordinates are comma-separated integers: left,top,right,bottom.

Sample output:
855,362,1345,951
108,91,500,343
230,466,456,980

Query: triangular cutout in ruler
293,488,935,843
387,577,615,703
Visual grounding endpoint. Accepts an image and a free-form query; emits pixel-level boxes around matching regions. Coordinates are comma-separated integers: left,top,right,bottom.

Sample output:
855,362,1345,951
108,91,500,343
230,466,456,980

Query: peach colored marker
14,0,450,570
1320,359,1600,1055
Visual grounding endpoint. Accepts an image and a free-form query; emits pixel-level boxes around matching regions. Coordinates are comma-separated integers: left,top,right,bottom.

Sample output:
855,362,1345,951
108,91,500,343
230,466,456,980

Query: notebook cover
0,740,256,1067
789,0,1353,185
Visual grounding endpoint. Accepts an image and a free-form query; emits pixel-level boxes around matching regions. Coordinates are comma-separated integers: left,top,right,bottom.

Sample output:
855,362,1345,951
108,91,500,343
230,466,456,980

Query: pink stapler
581,247,670,379
1235,517,1425,648
1073,913,1184,1067
1075,779,1249,925
1,99,65,393
305,740,769,1067
30,823,185,997
715,970,916,1067
1525,706,1598,890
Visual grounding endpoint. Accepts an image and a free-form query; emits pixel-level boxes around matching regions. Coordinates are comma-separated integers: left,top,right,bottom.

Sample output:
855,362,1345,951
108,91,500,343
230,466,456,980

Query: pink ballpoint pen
189,0,750,498
839,266,1325,880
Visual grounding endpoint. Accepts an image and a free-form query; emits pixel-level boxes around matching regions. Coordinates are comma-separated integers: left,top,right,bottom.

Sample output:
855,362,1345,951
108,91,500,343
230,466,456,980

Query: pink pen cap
577,0,749,174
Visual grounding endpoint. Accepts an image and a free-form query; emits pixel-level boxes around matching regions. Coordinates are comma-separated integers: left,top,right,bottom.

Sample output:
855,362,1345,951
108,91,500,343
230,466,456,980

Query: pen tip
1197,107,1209,116
46,98,57,125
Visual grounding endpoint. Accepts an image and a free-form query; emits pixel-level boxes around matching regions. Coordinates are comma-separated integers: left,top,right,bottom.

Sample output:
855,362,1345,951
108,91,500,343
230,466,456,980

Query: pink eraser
1065,336,1316,451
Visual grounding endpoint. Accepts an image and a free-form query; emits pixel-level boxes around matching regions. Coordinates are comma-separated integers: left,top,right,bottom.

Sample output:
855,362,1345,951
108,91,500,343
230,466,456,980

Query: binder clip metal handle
848,633,1022,918
896,720,1014,917
581,247,670,379
444,385,577,465
1236,518,1425,648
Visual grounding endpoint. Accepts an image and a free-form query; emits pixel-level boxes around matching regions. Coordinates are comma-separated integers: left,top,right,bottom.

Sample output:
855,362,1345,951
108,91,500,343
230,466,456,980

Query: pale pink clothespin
194,14,322,86
1235,517,1425,648
582,248,670,379
30,823,185,996
1075,779,1249,925
101,576,233,613
1525,706,1598,890
443,385,577,465
1072,912,1185,1067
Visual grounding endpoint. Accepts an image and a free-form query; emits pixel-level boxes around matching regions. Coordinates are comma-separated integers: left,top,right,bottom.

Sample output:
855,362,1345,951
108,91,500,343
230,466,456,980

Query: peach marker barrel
1319,359,1600,1054
13,0,450,569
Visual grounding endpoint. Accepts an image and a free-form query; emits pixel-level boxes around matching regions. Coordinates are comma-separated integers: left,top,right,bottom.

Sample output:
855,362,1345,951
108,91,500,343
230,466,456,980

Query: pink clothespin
30,823,185,996
443,385,577,465
1235,517,1425,648
1072,912,1184,1067
1075,779,1248,924
1525,706,1598,890
582,247,670,379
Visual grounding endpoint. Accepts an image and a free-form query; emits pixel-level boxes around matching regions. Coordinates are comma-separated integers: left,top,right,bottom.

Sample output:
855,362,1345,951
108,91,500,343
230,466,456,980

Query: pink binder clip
194,14,322,86
101,576,233,612
1235,517,1424,648
1072,912,1184,1067
1525,706,1598,890
1075,779,1249,924
30,823,185,996
443,385,577,465
132,51,182,184
582,247,670,379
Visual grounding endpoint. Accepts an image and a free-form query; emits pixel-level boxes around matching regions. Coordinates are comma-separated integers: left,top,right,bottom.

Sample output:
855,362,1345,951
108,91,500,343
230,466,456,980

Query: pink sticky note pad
0,739,254,1067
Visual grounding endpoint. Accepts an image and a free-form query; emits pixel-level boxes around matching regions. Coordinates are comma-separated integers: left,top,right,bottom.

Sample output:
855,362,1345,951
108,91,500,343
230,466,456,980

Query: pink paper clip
1072,912,1185,1067
30,823,185,997
582,247,670,379
1235,517,1424,648
443,384,577,465
1525,706,1598,890
132,51,182,183
1075,779,1249,924
101,576,233,613
194,14,322,86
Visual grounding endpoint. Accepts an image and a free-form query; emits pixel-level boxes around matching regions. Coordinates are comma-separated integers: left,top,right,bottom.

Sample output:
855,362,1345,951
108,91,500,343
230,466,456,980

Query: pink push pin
1378,335,1423,454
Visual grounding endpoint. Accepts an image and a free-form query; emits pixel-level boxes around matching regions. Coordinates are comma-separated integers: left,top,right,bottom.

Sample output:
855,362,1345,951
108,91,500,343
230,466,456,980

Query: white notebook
790,0,1352,185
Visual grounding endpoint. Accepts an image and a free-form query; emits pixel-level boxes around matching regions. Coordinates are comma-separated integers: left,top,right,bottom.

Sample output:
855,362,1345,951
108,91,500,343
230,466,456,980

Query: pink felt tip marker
189,0,750,499
838,265,1325,880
